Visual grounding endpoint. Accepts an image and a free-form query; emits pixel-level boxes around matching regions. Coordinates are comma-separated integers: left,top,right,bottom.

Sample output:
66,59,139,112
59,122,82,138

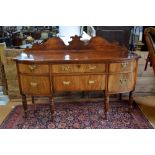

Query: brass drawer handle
120,79,123,84
88,80,96,84
28,65,37,71
63,81,71,85
88,65,96,70
62,65,70,71
121,62,128,68
30,82,38,87
119,79,127,85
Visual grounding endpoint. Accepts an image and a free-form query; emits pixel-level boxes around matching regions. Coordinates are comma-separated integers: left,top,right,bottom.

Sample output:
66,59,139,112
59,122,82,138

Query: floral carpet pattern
0,101,153,129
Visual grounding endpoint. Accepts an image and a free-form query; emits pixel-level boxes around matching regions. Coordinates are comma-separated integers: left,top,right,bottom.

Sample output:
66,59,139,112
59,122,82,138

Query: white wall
58,26,81,37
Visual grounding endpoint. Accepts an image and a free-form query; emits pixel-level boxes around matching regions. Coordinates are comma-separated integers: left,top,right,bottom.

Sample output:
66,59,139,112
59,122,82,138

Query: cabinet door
20,75,51,95
108,73,135,93
53,75,105,91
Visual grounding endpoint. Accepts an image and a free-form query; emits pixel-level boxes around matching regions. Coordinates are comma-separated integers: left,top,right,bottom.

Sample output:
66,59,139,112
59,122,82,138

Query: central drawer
52,64,105,73
53,75,105,91
20,75,51,95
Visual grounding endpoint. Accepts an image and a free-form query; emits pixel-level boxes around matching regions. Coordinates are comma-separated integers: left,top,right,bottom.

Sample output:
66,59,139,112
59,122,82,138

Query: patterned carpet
0,101,153,129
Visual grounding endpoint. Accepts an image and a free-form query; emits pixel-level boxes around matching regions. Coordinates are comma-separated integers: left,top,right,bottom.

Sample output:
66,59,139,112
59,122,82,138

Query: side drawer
20,75,51,95
53,75,106,91
52,64,105,73
109,61,136,73
18,63,49,74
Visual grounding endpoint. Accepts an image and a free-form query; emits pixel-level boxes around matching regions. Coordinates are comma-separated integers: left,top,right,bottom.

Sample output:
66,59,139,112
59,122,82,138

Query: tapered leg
22,94,27,118
32,96,37,111
104,94,110,120
129,91,133,112
49,97,55,116
82,91,85,98
32,96,35,104
119,93,122,100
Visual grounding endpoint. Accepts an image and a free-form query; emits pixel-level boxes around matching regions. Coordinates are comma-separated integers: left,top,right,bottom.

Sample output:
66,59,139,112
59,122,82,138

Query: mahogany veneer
13,36,140,119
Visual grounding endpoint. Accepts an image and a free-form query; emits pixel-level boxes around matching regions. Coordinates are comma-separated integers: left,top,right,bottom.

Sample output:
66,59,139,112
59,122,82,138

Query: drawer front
20,75,50,95
18,64,49,74
53,75,105,91
52,64,105,73
109,61,135,73
108,73,135,93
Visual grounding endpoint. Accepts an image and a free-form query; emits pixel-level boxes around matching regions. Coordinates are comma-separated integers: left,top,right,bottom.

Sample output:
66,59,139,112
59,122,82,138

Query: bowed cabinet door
107,72,135,93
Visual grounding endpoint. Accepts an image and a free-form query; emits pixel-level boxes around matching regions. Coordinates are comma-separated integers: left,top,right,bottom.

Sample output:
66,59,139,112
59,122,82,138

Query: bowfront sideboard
14,36,140,119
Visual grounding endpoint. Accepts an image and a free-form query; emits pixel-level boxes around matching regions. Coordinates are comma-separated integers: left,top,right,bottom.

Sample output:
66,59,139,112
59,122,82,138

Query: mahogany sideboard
13,36,140,119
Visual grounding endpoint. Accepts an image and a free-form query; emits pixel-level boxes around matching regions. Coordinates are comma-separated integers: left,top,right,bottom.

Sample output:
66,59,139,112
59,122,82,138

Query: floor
139,104,155,128
0,97,155,128
0,99,21,125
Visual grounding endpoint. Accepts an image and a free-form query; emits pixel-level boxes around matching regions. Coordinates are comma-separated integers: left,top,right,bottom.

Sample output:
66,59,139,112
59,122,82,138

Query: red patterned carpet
0,101,153,129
